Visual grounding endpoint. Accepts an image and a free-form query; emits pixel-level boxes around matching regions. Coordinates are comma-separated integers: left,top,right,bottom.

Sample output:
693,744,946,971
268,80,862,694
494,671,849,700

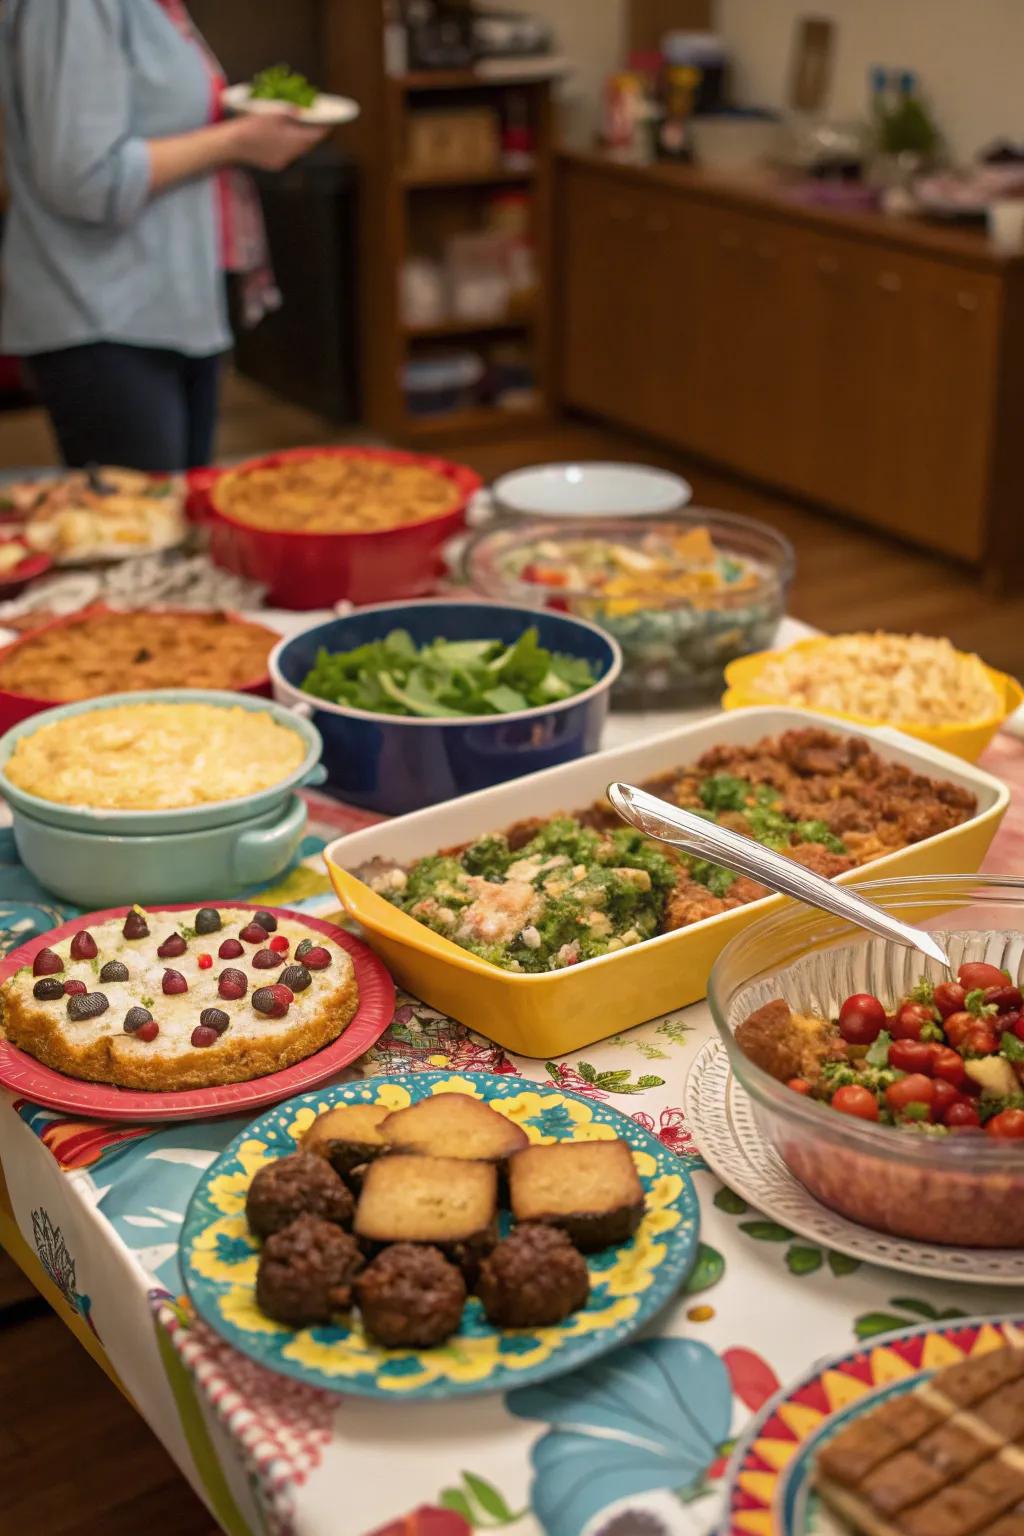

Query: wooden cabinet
558,155,1024,574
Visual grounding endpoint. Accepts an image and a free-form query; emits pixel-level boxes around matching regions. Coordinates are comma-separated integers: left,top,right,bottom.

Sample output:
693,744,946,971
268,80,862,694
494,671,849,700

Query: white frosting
9,908,354,1061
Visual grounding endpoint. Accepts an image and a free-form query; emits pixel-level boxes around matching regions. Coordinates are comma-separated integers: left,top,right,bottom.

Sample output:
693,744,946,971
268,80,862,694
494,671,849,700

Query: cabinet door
560,170,646,420
859,257,999,560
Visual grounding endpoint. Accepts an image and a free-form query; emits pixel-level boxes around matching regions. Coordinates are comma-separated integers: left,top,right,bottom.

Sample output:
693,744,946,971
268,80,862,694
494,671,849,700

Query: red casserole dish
199,447,482,610
0,605,275,734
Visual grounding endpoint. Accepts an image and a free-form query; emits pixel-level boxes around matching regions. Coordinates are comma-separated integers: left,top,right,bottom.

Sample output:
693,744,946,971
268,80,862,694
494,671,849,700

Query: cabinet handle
816,254,840,275
647,214,671,234
718,230,741,249
877,270,903,292
957,290,980,312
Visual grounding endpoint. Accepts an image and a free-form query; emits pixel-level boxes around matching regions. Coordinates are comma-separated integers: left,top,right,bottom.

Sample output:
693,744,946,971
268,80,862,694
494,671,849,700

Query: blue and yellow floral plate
723,1313,1024,1535
179,1070,700,1400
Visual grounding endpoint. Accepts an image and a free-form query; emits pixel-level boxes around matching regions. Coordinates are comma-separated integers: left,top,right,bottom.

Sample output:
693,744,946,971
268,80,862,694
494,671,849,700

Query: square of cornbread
301,1104,391,1182
509,1139,644,1250
382,1093,529,1162
355,1155,498,1245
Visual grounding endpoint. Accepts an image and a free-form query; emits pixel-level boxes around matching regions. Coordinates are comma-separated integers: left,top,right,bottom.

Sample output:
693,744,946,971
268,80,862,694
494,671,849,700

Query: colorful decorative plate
179,1070,701,1400
723,1313,1024,1535
686,1041,1024,1285
0,904,395,1122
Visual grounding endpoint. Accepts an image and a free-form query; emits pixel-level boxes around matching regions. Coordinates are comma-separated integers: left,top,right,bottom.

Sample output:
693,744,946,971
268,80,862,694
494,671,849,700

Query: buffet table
2,694,1023,1536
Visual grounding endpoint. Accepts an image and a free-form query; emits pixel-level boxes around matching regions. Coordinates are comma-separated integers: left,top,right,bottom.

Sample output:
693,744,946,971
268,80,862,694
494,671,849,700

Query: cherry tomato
985,1109,1024,1140
521,563,569,589
957,961,1011,991
933,981,966,1018
1012,1015,1024,1043
943,1012,975,1049
831,1084,880,1121
888,1039,934,1075
929,1079,961,1121
983,984,1023,1014
963,1025,1000,1056
945,1101,982,1129
885,1074,935,1113
892,1002,937,1041
787,1077,812,1095
929,1046,966,1086
837,993,886,1045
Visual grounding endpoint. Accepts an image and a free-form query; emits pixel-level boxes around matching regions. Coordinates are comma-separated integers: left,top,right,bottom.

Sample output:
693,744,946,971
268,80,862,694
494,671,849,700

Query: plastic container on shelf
402,352,485,416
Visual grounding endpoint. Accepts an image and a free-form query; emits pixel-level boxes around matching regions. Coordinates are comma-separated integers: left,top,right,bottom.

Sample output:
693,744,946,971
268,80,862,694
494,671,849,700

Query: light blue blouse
0,0,231,357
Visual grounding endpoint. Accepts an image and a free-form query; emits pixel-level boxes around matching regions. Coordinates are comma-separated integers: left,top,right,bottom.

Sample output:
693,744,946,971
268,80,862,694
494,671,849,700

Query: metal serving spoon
607,781,952,970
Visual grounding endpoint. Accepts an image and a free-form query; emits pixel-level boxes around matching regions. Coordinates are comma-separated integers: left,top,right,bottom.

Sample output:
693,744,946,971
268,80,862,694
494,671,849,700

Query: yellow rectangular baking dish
324,707,1009,1058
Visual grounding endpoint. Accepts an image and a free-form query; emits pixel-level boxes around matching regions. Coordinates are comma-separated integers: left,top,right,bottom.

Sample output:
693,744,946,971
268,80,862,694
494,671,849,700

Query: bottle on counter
658,65,698,162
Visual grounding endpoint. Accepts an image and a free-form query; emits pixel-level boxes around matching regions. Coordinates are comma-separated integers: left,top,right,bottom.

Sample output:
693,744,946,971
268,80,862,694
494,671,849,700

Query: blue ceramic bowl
270,599,622,815
0,689,325,905
11,795,309,908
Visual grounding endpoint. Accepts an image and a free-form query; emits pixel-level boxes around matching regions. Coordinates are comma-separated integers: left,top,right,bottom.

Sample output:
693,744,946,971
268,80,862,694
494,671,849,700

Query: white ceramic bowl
491,462,692,519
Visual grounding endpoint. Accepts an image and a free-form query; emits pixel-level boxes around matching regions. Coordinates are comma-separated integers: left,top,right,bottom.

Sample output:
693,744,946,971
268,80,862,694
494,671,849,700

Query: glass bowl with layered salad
463,511,794,708
710,875,1024,1248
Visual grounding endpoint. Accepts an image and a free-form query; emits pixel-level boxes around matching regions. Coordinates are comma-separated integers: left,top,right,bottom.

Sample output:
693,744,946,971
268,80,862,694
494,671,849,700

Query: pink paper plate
0,903,395,1122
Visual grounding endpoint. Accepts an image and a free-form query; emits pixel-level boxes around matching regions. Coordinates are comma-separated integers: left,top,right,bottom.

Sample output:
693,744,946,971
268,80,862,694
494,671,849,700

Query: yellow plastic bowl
723,639,1023,762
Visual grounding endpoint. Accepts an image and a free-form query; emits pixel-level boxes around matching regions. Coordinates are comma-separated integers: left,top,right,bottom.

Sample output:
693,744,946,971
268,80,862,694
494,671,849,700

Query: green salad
300,628,598,719
250,64,318,109
381,818,677,973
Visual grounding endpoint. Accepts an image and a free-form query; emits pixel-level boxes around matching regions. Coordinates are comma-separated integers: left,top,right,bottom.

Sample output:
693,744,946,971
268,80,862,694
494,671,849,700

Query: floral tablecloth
2,733,1024,1536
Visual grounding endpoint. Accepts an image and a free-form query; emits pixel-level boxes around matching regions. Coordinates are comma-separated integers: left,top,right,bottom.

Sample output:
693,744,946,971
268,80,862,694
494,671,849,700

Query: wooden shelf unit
322,7,557,444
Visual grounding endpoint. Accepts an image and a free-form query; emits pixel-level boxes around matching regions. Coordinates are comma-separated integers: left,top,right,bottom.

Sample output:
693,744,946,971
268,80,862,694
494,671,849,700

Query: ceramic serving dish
270,599,621,816
723,636,1024,762
0,605,276,734
708,874,1024,1249
490,461,692,518
0,689,325,905
200,447,482,611
323,707,1008,1058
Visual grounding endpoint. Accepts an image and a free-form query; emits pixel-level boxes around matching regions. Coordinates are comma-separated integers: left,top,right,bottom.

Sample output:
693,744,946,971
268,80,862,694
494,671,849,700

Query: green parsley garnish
250,64,318,108
301,627,598,719
965,988,998,1018
1002,1031,1024,1062
908,978,935,1005
865,1029,893,1068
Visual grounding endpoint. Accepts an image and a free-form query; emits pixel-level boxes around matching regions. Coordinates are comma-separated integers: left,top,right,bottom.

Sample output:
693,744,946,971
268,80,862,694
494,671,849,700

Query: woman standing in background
0,0,325,471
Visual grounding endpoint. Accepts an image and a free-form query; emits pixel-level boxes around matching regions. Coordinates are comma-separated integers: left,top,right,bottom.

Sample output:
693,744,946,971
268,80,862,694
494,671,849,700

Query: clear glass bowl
708,875,1024,1249
462,510,794,710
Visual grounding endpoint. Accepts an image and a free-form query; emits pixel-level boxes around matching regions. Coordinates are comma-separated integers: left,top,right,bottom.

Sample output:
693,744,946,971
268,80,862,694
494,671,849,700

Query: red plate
0,903,395,1122
0,537,51,598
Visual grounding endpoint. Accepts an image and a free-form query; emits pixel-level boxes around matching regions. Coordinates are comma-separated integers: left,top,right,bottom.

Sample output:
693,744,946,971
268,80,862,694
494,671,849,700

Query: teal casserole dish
0,689,325,906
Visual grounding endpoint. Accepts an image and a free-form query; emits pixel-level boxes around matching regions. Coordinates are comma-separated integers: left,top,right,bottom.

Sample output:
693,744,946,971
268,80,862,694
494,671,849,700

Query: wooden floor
2,372,1023,1536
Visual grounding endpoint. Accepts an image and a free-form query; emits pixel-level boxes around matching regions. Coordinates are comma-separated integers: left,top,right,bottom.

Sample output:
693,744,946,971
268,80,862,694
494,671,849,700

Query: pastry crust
0,908,359,1091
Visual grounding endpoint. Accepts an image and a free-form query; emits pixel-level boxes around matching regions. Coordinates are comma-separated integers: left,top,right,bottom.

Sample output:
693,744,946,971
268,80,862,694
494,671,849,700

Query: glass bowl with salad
463,510,794,709
709,874,1024,1248
270,599,620,815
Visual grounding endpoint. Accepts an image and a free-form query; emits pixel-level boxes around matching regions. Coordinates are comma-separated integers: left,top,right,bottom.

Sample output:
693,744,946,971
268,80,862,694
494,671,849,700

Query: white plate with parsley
224,66,359,129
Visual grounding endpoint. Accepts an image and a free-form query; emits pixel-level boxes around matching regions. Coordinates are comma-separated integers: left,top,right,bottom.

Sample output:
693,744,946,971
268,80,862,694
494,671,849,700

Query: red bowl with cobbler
709,874,1024,1248
198,447,482,610
0,605,277,733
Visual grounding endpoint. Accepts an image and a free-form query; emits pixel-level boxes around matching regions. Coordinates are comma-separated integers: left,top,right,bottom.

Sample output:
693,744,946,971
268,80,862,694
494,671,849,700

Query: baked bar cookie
0,907,359,1091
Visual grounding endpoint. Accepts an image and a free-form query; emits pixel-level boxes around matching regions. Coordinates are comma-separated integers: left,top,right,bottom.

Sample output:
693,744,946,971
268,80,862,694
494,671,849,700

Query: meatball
355,1244,466,1349
477,1224,589,1328
256,1214,364,1326
245,1152,354,1240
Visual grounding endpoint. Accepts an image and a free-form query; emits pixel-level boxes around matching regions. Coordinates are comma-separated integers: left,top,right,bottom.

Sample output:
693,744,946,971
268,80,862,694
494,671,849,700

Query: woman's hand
228,113,329,172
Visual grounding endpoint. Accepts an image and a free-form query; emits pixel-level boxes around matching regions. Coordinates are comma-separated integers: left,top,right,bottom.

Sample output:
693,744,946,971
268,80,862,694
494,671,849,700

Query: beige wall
519,0,1024,160
716,0,1024,161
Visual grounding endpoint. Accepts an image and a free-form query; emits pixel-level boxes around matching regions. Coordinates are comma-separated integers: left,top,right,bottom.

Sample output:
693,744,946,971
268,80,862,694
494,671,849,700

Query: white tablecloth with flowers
2,723,1024,1536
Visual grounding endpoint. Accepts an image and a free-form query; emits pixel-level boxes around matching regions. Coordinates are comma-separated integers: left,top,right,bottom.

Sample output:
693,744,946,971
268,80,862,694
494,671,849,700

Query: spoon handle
607,782,951,971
